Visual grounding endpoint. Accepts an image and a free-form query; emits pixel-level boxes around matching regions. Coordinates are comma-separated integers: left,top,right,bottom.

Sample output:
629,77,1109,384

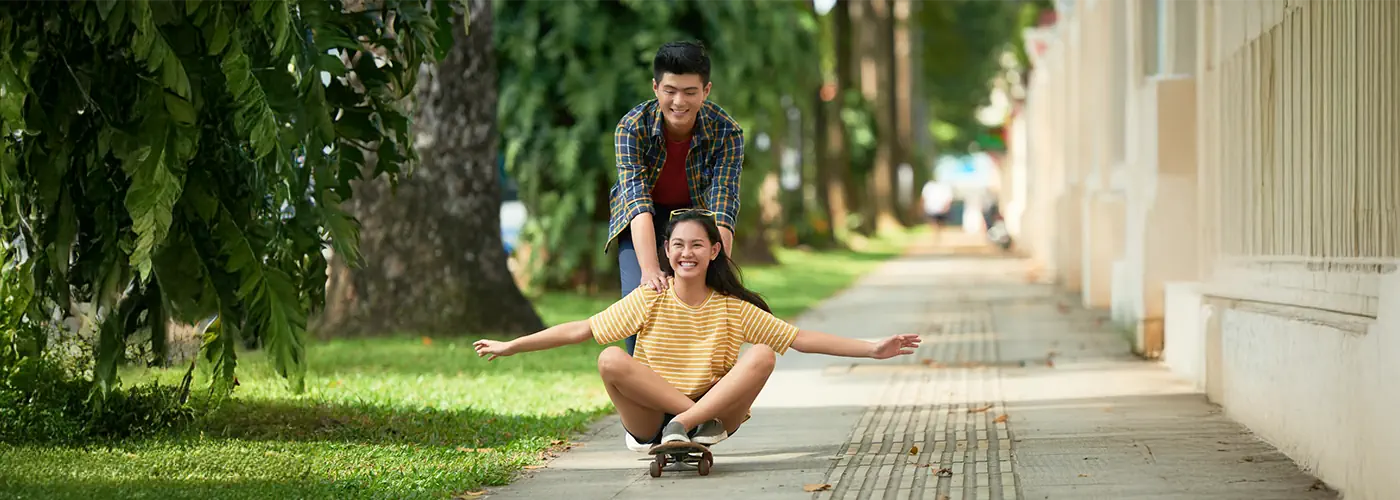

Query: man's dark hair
652,41,710,84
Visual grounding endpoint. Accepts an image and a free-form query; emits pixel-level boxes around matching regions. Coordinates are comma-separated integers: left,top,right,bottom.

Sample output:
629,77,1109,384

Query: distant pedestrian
920,180,954,239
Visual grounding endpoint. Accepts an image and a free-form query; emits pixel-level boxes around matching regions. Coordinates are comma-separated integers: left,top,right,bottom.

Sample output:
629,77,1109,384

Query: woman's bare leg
597,346,695,439
670,344,777,433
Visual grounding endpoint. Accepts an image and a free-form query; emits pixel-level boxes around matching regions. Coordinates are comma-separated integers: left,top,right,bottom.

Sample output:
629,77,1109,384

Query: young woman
472,209,922,450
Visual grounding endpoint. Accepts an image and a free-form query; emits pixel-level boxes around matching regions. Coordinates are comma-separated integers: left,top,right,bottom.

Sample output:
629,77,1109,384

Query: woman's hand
869,333,922,359
473,339,516,361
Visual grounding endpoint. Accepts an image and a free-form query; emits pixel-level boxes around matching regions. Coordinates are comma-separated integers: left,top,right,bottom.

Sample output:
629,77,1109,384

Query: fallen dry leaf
1078,473,1090,478
968,405,993,413
456,447,494,453
909,445,919,455
934,467,954,477
422,336,433,346
453,490,486,499
994,414,1008,424
524,465,545,470
803,484,832,492
939,495,951,500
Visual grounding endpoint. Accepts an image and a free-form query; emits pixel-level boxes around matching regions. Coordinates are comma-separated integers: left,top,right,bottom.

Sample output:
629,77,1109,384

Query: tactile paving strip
813,310,1017,500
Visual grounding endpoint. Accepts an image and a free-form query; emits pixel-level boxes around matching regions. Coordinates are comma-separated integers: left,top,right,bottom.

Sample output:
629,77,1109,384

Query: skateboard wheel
698,458,711,476
649,459,662,478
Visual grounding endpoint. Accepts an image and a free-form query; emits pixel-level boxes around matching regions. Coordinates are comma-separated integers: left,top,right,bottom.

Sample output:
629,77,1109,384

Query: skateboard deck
647,441,714,477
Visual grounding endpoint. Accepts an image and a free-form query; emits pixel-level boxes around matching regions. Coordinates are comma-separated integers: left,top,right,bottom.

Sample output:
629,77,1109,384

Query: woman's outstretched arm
473,320,593,360
790,330,921,359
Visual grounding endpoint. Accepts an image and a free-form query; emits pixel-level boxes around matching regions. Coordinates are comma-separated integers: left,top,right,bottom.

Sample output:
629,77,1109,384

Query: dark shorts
623,390,741,445
617,204,691,355
625,412,685,446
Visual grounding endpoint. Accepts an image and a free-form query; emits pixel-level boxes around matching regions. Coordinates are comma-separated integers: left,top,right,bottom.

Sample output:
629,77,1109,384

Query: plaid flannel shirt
604,99,744,253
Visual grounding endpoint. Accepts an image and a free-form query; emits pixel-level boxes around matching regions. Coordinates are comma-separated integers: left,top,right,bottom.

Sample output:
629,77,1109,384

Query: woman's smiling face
665,220,719,280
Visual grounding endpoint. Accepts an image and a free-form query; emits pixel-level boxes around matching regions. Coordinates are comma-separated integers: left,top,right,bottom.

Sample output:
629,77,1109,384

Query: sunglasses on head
670,208,716,218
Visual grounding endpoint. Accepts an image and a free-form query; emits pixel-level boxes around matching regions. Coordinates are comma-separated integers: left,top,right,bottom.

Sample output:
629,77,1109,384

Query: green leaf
270,3,290,55
221,49,280,159
130,1,193,99
117,93,190,281
203,11,230,55
201,311,239,400
164,93,196,125
152,229,218,323
213,204,308,393
317,190,361,268
97,0,119,19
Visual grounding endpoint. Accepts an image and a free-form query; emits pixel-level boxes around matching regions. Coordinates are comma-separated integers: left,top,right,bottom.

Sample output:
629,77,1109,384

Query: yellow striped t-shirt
588,284,800,398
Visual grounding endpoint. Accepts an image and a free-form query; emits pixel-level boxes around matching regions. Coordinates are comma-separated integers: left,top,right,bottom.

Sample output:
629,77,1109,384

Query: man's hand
641,266,669,293
868,333,922,360
473,339,516,361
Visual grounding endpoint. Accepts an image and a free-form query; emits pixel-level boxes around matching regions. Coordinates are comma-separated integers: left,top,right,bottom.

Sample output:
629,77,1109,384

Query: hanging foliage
0,0,453,400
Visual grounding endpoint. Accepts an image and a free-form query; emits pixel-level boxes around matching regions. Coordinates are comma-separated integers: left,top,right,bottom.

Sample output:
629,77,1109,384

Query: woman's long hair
659,211,773,313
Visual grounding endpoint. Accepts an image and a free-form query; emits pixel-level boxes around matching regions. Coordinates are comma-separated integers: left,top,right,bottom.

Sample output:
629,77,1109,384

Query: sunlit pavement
482,233,1336,500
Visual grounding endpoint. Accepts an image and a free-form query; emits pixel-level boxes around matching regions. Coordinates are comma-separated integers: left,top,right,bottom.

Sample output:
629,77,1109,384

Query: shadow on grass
0,477,358,500
0,393,613,500
195,397,607,449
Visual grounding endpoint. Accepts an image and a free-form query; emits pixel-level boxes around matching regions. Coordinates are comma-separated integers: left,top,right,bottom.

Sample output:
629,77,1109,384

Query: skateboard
647,441,714,477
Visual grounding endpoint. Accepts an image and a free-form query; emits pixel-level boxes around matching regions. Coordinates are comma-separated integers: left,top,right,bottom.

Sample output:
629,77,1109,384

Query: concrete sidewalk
481,239,1338,500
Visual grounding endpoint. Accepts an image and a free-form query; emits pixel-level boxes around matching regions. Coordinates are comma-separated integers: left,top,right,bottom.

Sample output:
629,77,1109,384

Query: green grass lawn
0,228,922,499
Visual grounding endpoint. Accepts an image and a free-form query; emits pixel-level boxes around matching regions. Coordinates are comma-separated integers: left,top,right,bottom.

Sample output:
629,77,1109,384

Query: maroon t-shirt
651,137,693,207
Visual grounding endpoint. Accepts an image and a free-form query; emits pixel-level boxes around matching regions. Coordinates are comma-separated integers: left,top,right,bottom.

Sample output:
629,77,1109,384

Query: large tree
851,0,901,234
317,0,544,337
0,0,449,396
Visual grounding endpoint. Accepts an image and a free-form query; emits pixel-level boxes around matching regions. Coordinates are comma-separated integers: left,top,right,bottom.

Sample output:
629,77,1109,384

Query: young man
605,41,745,356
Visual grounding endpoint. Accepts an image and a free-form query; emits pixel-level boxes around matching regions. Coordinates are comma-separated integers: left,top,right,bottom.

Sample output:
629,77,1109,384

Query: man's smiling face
653,72,710,131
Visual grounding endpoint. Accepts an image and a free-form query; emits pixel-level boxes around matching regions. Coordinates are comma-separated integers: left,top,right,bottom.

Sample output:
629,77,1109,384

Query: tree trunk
734,155,779,265
811,87,842,248
779,103,807,248
857,0,902,235
315,1,544,338
765,119,790,247
892,0,918,226
820,0,855,244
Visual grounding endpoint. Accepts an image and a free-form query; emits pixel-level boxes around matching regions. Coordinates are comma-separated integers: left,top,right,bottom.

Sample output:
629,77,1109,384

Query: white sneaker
623,431,650,453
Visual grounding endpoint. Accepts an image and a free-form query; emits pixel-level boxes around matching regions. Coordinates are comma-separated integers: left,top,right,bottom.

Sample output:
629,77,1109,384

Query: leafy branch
0,0,453,402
